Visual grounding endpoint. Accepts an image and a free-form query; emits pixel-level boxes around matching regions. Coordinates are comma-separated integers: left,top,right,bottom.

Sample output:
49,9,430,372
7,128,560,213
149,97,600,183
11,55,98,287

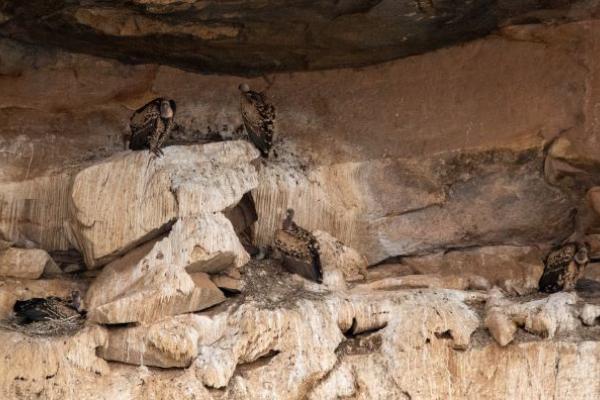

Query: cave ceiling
0,0,598,74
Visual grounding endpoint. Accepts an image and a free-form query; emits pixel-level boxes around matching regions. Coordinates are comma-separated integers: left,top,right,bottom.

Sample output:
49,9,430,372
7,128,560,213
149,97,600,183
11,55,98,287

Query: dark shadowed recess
0,0,596,75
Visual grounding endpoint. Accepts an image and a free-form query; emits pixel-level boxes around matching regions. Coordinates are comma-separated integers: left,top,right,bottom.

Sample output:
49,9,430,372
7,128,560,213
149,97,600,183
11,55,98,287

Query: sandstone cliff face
1,11,600,400
1,263,600,400
3,21,600,262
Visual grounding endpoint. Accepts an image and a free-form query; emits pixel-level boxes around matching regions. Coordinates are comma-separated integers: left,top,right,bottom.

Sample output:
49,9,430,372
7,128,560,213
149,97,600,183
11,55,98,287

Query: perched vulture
13,291,85,324
239,83,275,157
539,242,589,293
274,209,322,283
129,97,176,156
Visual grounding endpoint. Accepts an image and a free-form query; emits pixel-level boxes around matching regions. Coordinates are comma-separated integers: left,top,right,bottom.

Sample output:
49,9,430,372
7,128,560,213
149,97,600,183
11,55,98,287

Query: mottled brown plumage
274,209,322,283
129,98,176,157
239,83,275,157
13,291,84,324
539,243,589,293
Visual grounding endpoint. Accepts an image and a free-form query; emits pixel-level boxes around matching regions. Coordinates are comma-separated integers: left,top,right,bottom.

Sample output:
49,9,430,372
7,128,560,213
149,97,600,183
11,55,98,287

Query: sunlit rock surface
3,22,600,263
2,12,600,400
0,246,58,279
68,142,259,267
0,262,599,399
84,216,238,323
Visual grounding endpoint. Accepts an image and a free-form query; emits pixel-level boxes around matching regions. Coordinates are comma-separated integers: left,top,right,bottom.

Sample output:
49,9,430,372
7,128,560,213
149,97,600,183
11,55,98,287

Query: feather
274,209,322,283
239,86,275,157
129,97,176,156
13,292,84,324
539,243,588,293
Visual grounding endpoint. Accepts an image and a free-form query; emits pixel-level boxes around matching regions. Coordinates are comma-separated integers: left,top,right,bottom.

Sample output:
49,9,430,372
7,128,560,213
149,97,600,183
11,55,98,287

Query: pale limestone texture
484,289,580,346
1,15,600,400
0,265,599,399
84,212,247,324
68,141,259,267
4,22,600,264
0,247,58,279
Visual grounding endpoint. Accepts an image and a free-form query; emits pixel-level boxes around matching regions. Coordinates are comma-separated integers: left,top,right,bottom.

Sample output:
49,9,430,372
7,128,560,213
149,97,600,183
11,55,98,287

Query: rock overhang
0,0,597,75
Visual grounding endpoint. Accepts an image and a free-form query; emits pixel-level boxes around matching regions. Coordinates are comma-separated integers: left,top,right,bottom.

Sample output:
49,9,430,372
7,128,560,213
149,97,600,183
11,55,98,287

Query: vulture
13,291,85,324
539,242,589,293
274,209,322,283
129,98,176,156
239,83,275,157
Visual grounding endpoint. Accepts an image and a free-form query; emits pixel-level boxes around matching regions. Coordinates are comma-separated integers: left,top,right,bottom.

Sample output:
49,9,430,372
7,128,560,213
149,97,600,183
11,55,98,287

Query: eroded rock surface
484,289,581,346
400,245,546,295
84,217,234,323
68,141,259,267
1,261,599,399
0,246,58,279
2,14,600,400
3,21,600,264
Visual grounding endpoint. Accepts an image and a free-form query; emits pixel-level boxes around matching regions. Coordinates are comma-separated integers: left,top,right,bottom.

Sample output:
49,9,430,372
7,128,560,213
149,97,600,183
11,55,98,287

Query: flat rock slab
300,229,368,289
68,141,259,268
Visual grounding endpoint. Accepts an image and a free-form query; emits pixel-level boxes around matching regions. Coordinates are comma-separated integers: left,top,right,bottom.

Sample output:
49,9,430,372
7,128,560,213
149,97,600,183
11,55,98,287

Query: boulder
86,231,228,323
182,214,250,275
85,211,248,324
0,247,59,279
68,141,259,268
580,304,600,326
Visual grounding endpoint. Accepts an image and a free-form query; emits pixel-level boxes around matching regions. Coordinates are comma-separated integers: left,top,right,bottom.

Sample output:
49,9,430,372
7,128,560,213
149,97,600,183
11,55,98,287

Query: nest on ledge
0,314,85,337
